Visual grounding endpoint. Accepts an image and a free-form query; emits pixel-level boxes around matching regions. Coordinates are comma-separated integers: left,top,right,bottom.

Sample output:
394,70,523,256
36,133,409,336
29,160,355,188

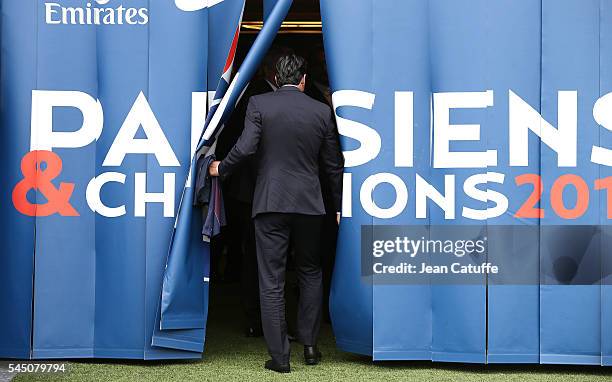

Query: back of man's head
275,54,308,87
263,45,294,82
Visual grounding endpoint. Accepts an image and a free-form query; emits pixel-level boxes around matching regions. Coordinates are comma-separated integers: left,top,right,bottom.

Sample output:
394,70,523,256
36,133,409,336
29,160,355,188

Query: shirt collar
277,84,301,92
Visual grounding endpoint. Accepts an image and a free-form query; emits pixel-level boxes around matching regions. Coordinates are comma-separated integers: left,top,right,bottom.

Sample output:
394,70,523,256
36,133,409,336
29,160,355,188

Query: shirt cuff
217,161,226,179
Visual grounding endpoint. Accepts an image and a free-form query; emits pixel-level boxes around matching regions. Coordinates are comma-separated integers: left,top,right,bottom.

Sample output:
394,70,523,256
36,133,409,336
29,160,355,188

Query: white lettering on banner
103,92,180,167
31,90,104,151
333,89,607,170
332,90,379,167
86,172,127,218
433,90,496,169
28,89,210,218
462,172,508,220
415,174,455,219
134,173,176,218
509,90,577,167
25,88,612,220
591,92,612,166
44,0,149,26
342,173,353,218
333,89,611,220
395,92,414,167
86,172,182,218
45,3,61,25
360,173,408,219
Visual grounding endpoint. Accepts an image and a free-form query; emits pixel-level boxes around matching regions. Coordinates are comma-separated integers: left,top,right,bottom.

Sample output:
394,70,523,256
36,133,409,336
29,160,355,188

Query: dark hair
275,54,308,86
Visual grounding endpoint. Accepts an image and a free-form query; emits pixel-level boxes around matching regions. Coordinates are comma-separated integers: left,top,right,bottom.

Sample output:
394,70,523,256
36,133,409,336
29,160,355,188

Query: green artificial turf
14,283,612,382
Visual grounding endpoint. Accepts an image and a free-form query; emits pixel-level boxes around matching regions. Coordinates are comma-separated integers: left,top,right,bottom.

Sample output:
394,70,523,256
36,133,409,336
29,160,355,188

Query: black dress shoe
245,327,263,338
304,345,322,365
264,359,290,373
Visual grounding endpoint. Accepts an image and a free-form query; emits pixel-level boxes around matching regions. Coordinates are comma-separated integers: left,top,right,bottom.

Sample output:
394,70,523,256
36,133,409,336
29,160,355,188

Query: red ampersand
12,150,79,217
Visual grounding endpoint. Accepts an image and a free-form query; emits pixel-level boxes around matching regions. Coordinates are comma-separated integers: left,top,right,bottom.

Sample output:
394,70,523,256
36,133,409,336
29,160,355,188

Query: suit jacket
219,85,344,217
216,78,276,204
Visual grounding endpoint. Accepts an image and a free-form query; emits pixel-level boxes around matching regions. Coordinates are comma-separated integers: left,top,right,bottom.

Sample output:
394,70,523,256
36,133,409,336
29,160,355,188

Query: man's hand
209,161,221,177
336,212,341,225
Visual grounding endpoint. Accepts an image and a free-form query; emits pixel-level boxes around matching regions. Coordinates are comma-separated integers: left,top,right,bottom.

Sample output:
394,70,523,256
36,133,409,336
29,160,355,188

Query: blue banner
1,0,237,360
151,0,244,355
370,0,432,361
322,0,611,365
602,1,612,366
539,0,601,365
2,0,612,366
321,0,373,356
0,0,37,359
485,0,541,364
0,0,292,361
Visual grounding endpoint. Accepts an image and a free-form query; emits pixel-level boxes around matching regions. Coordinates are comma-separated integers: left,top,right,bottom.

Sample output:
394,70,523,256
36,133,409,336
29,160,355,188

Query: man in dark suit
209,54,344,373
215,46,291,338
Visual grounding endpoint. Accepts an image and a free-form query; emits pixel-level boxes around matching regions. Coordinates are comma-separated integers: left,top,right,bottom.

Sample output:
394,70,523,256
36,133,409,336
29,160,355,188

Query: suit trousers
253,212,323,365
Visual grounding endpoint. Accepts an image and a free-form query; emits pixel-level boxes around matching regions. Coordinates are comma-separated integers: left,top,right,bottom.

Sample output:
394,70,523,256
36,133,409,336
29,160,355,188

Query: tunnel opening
206,0,338,358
